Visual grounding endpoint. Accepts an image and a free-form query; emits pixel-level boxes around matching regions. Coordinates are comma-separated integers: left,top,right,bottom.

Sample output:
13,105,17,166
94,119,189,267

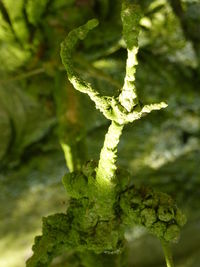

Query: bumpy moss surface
27,162,186,267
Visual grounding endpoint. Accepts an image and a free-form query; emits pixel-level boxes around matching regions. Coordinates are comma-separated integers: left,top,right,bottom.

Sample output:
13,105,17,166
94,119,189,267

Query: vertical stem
96,121,124,185
61,138,86,172
119,47,139,112
119,1,141,112
54,72,87,172
161,241,175,267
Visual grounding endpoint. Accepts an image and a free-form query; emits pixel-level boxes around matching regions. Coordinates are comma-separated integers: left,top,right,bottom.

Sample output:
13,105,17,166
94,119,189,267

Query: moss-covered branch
26,1,186,267
60,0,167,183
27,165,186,267
96,121,124,183
60,19,110,115
119,1,141,112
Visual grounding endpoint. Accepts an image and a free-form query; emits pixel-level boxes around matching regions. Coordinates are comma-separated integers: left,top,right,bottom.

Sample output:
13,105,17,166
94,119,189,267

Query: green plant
26,1,186,267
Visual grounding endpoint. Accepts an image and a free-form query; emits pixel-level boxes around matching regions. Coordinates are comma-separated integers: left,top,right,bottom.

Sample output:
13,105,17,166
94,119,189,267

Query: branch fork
60,0,167,184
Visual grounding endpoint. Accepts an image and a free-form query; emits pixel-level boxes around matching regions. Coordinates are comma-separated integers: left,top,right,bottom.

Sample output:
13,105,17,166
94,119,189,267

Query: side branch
60,19,110,114
60,0,167,183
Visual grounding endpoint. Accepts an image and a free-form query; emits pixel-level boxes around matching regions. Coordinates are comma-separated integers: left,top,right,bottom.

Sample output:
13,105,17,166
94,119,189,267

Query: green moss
141,208,157,227
27,161,187,266
121,1,141,50
164,224,180,243
62,172,89,199
27,214,71,267
27,1,187,266
175,209,187,227
158,206,175,222
119,185,186,242
150,221,166,239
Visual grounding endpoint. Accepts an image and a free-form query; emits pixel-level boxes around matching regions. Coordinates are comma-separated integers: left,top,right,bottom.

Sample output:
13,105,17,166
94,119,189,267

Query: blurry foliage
0,0,200,266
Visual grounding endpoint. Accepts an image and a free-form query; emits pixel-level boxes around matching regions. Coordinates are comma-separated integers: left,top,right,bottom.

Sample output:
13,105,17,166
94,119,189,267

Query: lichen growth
61,0,167,185
27,162,186,266
27,1,187,266
119,1,142,112
119,185,186,243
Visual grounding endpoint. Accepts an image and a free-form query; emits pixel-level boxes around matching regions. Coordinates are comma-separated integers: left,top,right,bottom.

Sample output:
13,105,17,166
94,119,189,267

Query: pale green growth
126,101,168,123
61,142,75,172
60,19,110,116
141,102,168,113
119,2,141,112
25,1,185,266
96,121,124,183
27,165,186,267
119,48,138,112
60,1,167,184
161,241,175,267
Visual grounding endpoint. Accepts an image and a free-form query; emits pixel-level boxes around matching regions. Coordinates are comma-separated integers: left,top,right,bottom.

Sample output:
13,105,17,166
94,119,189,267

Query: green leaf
26,0,49,26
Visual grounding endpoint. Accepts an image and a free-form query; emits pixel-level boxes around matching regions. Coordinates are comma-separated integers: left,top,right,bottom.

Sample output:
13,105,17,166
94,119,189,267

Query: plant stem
61,139,86,172
119,1,141,112
119,47,138,112
61,19,111,115
161,241,175,267
96,121,124,185
54,72,87,172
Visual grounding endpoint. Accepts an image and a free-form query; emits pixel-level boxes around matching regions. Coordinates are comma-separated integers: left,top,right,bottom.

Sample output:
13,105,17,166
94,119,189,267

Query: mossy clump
27,162,186,266
119,185,187,242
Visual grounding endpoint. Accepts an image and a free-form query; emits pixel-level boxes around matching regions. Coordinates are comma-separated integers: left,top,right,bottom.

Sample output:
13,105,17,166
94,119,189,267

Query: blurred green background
0,0,200,266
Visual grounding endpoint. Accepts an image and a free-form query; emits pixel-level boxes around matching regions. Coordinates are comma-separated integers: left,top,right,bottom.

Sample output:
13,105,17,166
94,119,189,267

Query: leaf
26,0,49,26
2,0,29,44
0,84,55,167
